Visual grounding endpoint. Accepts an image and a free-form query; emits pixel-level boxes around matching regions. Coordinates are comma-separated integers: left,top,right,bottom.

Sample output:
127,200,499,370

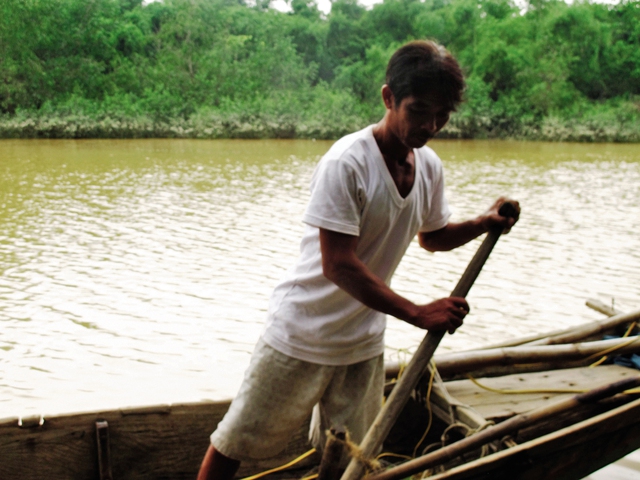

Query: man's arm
419,197,520,252
319,229,468,334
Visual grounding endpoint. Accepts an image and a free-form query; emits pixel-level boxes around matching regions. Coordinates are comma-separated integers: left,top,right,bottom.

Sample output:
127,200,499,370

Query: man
198,40,519,480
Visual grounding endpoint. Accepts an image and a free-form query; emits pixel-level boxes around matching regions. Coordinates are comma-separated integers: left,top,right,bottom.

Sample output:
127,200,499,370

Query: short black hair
386,40,465,110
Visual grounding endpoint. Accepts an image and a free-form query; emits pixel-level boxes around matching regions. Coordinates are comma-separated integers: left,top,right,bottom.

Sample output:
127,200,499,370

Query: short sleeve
302,158,362,236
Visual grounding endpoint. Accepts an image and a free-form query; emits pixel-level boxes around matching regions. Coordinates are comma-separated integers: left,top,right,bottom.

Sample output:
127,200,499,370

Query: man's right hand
408,297,469,334
319,229,470,334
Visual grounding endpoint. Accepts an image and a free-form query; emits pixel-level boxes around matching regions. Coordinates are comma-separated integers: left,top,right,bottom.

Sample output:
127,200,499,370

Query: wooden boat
2,299,639,480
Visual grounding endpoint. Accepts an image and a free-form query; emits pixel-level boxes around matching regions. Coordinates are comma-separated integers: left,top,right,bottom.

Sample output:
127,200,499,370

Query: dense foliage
1,0,638,140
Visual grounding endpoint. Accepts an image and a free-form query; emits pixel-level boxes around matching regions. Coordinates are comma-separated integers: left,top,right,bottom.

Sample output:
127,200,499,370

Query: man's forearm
419,218,487,252
324,254,469,333
319,228,469,333
421,198,520,252
323,255,419,323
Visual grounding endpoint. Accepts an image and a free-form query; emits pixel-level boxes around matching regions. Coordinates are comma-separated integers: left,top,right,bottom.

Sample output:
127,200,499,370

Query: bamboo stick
480,299,628,350
476,307,639,353
527,309,640,346
480,330,566,350
383,305,634,380
365,376,640,480
340,202,517,480
388,335,640,382
434,336,640,377
434,361,588,381
384,360,580,383
318,429,347,480
386,361,580,388
586,299,621,317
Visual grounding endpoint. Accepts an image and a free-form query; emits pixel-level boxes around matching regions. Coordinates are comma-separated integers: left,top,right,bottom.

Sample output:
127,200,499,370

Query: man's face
387,90,452,148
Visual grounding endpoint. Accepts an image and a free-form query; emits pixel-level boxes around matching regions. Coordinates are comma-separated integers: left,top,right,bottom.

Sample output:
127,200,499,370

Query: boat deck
444,364,638,421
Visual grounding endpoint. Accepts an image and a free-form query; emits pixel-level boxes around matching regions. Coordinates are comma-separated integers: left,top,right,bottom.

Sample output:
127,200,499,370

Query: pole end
498,200,518,219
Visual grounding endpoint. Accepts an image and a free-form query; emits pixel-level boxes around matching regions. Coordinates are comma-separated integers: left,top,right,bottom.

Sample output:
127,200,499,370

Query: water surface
1,138,638,417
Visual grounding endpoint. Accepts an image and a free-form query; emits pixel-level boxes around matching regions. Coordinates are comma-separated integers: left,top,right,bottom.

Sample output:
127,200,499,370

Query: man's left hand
481,197,520,233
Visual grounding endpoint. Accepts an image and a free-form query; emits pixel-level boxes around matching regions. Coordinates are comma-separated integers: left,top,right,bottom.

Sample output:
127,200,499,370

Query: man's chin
409,136,433,148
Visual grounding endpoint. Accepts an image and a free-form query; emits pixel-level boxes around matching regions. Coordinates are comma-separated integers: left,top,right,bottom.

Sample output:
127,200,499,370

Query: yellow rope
383,362,407,403
397,362,406,379
467,375,586,394
240,448,317,480
589,322,638,367
589,355,609,367
300,475,318,480
412,360,437,458
376,360,437,464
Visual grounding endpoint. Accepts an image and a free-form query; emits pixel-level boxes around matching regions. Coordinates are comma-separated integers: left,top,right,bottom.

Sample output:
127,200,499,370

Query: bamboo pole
586,298,621,317
340,202,517,480
434,336,640,377
527,309,640,346
479,299,628,350
433,361,587,382
480,330,567,350
365,376,640,480
385,302,638,382
385,360,578,385
389,335,640,382
318,429,347,480
384,359,581,383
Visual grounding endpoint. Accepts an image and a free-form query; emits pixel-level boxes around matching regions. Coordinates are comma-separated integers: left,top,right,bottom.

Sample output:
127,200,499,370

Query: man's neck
372,117,416,198
372,116,411,166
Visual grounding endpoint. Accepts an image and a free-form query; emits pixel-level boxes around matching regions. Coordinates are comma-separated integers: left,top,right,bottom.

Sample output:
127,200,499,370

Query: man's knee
198,444,241,480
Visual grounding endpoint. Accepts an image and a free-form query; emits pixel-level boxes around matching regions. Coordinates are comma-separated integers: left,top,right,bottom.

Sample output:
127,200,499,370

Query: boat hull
429,396,640,480
0,401,313,480
2,365,638,480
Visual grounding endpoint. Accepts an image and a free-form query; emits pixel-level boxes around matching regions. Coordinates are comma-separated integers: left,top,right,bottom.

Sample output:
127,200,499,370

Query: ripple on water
0,138,638,416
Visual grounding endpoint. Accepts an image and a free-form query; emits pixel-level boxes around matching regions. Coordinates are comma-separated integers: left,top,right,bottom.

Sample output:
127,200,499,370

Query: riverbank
3,0,638,145
2,110,639,142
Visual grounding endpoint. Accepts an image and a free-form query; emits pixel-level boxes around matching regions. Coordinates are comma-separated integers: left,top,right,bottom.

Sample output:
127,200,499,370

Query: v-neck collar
367,125,419,207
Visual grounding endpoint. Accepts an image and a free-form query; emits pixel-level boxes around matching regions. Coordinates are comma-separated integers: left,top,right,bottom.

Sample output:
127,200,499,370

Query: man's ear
381,85,395,110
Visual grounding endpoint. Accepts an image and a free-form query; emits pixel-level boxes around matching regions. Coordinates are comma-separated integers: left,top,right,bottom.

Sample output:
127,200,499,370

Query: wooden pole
340,202,517,480
366,376,640,480
318,428,347,480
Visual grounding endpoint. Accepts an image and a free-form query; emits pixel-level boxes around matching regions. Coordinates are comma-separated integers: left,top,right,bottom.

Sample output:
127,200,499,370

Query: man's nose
423,116,438,132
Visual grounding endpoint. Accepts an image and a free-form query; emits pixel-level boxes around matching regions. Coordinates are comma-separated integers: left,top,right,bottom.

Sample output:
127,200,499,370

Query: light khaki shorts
210,338,384,462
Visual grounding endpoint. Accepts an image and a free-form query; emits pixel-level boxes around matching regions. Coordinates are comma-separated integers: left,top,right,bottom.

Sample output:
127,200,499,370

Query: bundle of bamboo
344,299,640,480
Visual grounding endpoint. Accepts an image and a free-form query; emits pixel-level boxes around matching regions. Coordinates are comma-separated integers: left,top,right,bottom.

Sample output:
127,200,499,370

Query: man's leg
197,445,240,480
200,339,335,478
310,354,385,464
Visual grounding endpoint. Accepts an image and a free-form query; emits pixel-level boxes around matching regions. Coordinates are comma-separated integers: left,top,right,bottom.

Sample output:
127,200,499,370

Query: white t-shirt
261,125,451,365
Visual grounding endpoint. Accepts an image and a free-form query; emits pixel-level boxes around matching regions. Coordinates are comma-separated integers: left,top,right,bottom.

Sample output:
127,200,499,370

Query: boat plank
444,365,637,420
